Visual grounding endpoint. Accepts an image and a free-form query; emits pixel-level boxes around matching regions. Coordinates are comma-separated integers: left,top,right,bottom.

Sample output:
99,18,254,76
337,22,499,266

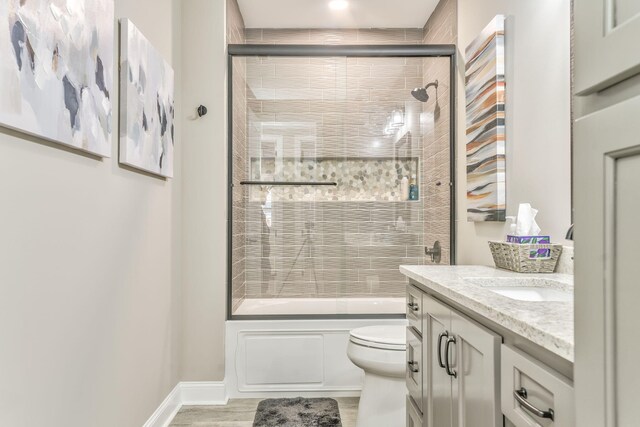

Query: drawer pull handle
407,361,419,373
444,336,457,378
437,332,448,368
407,302,420,312
514,388,555,421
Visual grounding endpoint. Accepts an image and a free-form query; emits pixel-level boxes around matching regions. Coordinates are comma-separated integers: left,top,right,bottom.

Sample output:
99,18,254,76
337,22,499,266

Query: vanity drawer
406,326,423,414
501,345,574,427
406,284,423,335
407,395,423,427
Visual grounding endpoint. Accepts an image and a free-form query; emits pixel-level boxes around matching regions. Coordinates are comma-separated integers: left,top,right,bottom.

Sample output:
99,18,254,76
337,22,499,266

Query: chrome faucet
565,224,574,241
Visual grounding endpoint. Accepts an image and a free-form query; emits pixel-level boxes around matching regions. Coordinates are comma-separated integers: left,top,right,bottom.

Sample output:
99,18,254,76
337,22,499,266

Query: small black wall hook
197,105,208,117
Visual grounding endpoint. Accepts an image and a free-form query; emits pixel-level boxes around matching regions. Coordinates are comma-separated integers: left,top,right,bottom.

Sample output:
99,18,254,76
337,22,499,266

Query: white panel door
574,94,640,427
575,0,640,94
451,311,502,427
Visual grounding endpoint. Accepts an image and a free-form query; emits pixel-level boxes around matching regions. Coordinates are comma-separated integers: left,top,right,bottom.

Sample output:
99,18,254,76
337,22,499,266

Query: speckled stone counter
400,265,574,362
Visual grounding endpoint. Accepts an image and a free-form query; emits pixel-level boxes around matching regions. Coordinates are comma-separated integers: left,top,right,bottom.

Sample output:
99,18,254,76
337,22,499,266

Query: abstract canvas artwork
120,19,174,178
0,0,114,156
465,15,506,222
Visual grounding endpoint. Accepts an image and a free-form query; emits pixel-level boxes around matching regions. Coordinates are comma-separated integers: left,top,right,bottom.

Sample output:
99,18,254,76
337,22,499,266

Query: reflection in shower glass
230,54,452,316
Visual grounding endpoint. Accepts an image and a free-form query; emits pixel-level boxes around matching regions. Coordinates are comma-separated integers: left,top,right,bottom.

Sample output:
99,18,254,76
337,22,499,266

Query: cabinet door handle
514,388,555,421
437,331,448,368
407,361,419,373
444,336,457,378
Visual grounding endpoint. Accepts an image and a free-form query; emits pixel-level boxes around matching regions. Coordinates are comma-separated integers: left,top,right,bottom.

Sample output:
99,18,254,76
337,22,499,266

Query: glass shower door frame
227,44,458,320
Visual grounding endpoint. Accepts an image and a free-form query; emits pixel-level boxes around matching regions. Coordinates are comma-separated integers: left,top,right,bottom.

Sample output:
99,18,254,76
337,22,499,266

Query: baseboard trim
143,381,228,427
180,381,229,406
142,383,182,427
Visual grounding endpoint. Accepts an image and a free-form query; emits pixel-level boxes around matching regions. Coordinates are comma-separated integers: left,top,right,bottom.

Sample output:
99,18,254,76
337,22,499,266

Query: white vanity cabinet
406,281,575,427
406,284,502,427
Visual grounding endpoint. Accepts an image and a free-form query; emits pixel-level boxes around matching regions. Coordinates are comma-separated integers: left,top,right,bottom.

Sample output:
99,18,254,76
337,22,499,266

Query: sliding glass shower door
229,46,454,318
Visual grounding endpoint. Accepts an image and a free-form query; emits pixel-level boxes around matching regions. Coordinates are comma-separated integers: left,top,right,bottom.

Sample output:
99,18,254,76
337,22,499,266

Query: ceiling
237,0,440,29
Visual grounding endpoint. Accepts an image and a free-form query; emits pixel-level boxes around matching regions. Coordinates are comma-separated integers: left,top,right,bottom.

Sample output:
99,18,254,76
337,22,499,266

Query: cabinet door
574,95,640,426
407,284,424,335
407,395,424,427
575,0,640,94
423,294,453,427
450,311,502,427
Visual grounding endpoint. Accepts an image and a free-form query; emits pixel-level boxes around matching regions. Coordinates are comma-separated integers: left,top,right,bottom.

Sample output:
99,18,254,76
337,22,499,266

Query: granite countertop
399,265,574,362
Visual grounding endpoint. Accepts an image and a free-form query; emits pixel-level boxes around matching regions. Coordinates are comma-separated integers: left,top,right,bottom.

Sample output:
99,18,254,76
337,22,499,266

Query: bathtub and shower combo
225,44,456,399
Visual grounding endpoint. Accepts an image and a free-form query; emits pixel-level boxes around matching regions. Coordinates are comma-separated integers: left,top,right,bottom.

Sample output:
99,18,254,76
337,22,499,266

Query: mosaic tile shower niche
229,42,453,316
249,157,419,201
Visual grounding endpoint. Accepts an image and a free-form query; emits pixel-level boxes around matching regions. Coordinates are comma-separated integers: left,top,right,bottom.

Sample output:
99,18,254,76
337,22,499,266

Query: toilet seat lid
349,325,406,350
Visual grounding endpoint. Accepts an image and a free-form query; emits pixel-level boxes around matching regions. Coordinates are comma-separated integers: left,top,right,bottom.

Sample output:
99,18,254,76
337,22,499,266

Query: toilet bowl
347,325,406,427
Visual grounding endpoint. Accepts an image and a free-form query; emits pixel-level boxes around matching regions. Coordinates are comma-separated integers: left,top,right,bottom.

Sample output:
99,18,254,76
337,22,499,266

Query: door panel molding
575,0,640,94
604,147,640,427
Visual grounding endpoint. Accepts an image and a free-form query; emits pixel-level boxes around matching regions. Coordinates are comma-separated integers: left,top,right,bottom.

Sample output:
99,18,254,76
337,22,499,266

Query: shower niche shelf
248,156,420,202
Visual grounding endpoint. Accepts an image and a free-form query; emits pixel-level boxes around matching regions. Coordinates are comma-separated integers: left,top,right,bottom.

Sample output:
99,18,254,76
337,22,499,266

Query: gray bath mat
253,397,342,427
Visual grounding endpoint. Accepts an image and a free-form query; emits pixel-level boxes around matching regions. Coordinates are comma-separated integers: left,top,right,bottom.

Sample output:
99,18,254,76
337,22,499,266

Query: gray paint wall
456,0,573,265
0,0,183,426
180,0,228,382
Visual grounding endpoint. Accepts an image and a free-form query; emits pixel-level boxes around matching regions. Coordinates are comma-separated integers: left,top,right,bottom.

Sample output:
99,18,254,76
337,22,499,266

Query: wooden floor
169,397,359,427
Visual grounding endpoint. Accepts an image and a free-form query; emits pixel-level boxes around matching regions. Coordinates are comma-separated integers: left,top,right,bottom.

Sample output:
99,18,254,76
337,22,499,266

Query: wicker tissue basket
489,241,563,273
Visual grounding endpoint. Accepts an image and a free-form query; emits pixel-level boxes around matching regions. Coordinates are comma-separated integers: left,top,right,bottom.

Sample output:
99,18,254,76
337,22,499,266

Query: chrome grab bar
514,388,555,421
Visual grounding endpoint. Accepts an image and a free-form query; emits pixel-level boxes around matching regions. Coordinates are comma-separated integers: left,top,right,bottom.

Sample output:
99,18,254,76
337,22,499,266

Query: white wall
0,1,182,426
180,0,228,382
456,0,572,265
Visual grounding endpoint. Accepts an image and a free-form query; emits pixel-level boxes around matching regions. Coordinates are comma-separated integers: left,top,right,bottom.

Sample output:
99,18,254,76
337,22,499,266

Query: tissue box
506,235,551,244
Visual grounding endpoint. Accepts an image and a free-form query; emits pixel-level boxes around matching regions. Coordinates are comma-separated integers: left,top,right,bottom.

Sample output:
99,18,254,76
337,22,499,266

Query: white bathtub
233,297,406,316
225,317,408,398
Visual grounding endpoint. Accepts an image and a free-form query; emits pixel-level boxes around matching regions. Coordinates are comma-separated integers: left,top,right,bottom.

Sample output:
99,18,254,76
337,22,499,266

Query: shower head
411,87,429,102
411,80,439,102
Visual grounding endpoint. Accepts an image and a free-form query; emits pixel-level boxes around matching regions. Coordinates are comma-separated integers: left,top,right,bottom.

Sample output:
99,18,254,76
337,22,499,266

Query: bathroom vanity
401,266,575,427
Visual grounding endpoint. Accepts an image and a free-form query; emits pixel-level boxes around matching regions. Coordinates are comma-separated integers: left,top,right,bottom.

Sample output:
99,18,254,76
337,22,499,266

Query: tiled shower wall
227,0,247,313
244,201,424,298
422,0,456,265
233,29,431,303
245,28,424,45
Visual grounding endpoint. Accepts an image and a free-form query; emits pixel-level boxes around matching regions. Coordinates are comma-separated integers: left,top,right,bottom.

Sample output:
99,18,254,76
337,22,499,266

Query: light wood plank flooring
169,397,359,427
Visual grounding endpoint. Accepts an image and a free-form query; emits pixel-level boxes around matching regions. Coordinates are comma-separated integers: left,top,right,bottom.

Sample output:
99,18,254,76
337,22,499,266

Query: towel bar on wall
239,181,338,186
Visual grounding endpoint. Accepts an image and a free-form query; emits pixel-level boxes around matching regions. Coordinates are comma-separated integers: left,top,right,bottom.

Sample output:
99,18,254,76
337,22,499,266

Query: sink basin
481,286,572,302
463,277,573,302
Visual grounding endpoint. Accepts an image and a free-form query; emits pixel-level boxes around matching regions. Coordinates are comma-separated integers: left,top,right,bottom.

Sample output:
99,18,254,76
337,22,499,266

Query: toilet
347,325,407,427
